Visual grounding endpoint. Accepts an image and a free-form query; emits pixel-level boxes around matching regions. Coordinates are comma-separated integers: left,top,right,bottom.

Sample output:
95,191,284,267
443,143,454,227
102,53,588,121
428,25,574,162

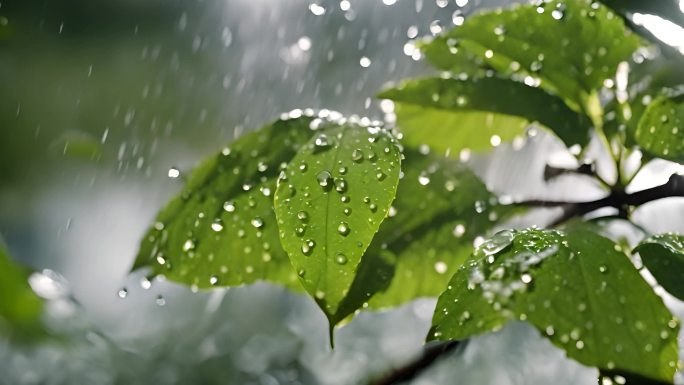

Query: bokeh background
1,0,684,384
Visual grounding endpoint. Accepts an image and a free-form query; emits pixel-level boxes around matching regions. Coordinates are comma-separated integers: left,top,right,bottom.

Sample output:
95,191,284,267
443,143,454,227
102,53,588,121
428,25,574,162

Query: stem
369,340,464,385
517,173,684,227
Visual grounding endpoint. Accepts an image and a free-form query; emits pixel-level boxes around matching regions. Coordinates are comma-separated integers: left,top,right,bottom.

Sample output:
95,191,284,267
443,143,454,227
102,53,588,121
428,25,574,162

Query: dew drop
317,170,333,189
338,222,350,236
211,220,224,232
302,239,315,255
117,288,128,299
156,295,166,306
335,253,348,265
418,172,430,185
223,201,236,212
209,275,220,286
251,217,264,228
351,149,364,162
297,211,309,221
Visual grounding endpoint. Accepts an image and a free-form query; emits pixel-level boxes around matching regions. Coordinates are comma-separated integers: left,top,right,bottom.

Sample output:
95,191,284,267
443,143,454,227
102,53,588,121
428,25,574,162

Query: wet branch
369,340,464,385
517,173,684,227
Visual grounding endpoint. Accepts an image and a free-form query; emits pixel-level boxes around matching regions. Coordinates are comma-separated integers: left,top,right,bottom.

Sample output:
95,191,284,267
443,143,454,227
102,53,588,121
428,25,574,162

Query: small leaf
635,233,684,301
133,116,327,290
274,123,401,324
421,0,641,111
0,244,44,340
635,88,684,162
380,76,591,151
430,227,679,382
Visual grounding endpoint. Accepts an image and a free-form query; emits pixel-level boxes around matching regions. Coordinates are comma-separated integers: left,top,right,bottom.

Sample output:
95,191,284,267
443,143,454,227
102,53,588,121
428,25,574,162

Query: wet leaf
422,0,641,111
274,122,401,324
368,149,516,308
133,116,329,290
0,244,43,340
430,227,679,383
380,76,591,151
634,233,684,301
635,88,684,162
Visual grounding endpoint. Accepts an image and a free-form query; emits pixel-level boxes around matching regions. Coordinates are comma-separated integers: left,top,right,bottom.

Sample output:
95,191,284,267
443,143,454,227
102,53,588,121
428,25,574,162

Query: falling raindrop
168,167,180,178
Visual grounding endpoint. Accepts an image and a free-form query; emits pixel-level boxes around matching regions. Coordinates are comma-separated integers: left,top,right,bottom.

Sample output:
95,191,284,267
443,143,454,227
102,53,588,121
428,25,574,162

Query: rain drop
251,217,264,228
317,170,333,189
338,222,350,236
117,288,128,299
335,253,348,265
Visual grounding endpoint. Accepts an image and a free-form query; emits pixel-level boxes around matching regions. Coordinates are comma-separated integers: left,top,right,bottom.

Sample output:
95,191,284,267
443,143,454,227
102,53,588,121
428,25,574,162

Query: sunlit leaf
635,233,684,301
274,123,401,324
422,0,641,111
635,87,684,162
133,116,328,290
0,244,43,340
380,76,591,152
430,227,679,383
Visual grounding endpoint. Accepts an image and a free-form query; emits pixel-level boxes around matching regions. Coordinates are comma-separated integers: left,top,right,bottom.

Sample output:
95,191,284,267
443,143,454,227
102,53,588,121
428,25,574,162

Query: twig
369,340,464,385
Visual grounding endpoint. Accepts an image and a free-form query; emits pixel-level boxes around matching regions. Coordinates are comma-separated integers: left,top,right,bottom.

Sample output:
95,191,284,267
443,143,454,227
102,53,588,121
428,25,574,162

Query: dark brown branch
518,173,684,227
369,340,464,385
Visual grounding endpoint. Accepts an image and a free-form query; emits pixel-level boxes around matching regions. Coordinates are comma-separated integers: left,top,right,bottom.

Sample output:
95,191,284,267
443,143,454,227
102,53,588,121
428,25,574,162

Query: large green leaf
635,233,684,301
133,116,329,290
0,244,43,340
368,149,514,308
380,76,591,151
274,123,401,324
429,227,679,382
635,88,684,162
422,0,641,111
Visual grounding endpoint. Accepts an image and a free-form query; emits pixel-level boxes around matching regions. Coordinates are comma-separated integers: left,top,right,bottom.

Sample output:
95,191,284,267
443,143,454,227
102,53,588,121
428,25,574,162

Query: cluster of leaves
128,0,684,383
0,0,681,383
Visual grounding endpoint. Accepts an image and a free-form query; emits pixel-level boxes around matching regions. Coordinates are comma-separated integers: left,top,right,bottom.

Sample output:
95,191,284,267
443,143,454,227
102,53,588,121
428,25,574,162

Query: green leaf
635,88,684,162
0,244,44,340
429,227,679,382
635,233,684,301
368,149,515,308
422,0,641,111
274,123,401,324
380,76,591,151
133,116,325,290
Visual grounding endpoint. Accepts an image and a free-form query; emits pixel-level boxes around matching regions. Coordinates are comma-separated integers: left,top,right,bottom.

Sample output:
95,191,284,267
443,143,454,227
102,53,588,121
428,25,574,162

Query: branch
517,173,684,227
369,340,463,385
